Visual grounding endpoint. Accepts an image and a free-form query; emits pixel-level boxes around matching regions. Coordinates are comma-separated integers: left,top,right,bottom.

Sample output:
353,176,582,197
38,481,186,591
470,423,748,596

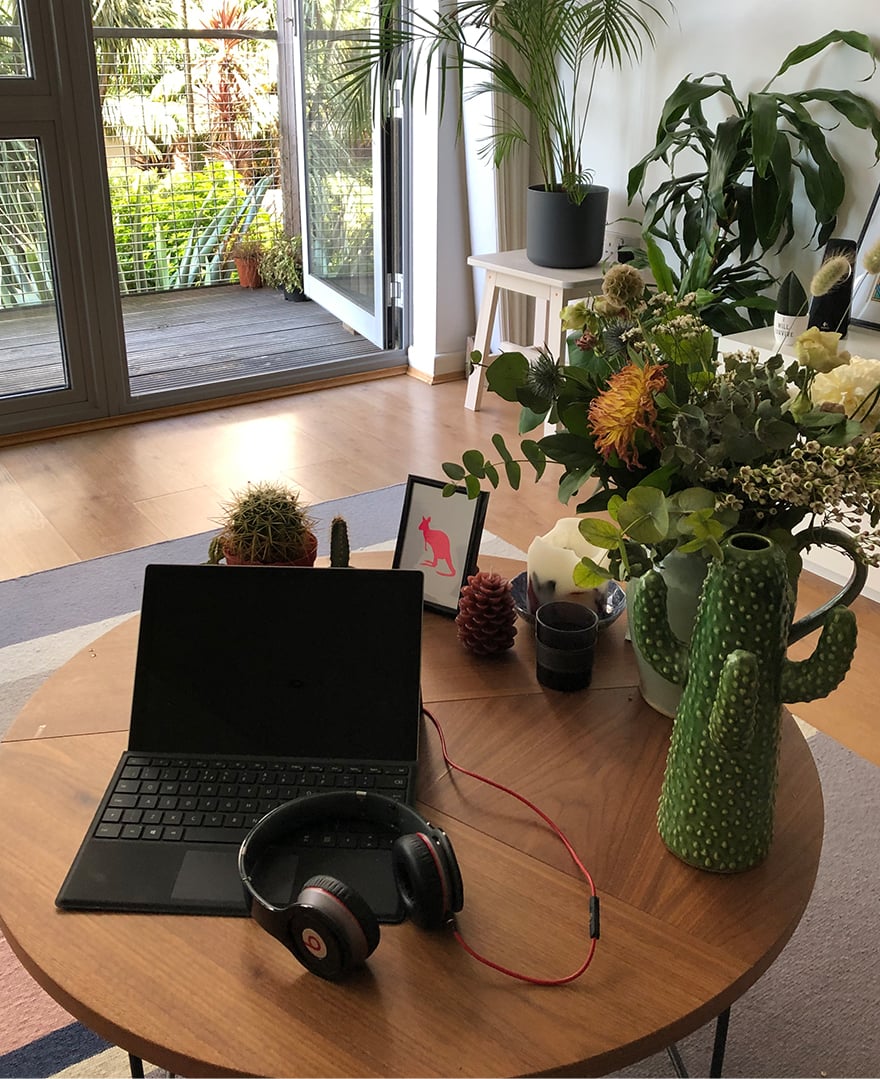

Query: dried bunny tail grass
862,237,880,275
810,254,854,297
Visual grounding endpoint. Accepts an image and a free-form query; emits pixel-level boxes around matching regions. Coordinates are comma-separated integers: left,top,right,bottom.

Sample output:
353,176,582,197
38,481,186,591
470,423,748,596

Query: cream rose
811,356,880,432
795,326,851,373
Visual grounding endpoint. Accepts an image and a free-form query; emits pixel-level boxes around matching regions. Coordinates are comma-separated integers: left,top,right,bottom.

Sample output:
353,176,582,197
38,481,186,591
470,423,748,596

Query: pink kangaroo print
417,516,456,576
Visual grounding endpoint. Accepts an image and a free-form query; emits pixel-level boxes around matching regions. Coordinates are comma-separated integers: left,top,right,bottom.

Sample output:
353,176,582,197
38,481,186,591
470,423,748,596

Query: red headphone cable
421,705,599,986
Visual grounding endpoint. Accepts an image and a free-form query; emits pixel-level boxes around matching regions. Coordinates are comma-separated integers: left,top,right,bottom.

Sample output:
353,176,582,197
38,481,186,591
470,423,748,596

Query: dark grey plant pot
526,185,609,268
282,287,309,302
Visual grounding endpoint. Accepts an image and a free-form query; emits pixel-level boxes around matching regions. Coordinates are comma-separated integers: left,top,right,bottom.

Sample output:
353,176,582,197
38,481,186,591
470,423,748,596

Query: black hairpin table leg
129,1053,145,1078
665,1006,732,1078
709,1006,731,1077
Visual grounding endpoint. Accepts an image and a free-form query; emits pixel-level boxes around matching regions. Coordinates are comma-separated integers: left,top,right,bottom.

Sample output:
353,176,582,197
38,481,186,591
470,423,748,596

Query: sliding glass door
0,1,117,434
286,0,402,347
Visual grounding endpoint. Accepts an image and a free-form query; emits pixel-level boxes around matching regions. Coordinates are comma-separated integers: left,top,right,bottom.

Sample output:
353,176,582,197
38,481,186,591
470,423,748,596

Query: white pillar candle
526,518,610,614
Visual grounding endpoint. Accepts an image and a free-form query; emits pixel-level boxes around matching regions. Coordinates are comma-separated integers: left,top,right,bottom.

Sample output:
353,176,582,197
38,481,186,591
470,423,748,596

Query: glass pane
0,0,29,76
302,0,375,313
0,139,68,398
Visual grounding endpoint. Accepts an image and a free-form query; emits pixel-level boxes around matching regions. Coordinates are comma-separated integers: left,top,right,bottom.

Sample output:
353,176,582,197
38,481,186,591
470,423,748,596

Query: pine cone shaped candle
456,571,517,655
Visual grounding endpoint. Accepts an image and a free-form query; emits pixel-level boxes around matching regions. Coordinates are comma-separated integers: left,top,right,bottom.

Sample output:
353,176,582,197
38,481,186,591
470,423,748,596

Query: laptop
56,563,424,921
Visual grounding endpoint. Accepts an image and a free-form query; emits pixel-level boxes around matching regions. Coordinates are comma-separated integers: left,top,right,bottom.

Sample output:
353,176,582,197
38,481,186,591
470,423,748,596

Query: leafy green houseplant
207,481,318,566
627,30,880,334
259,231,305,298
341,0,670,264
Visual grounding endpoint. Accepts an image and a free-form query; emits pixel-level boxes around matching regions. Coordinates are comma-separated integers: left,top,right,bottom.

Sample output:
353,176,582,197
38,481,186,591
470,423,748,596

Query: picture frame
392,475,489,616
850,178,880,331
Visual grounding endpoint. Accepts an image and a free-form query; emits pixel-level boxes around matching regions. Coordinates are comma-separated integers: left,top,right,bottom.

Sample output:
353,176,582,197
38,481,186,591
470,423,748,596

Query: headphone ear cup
286,874,380,980
392,832,451,930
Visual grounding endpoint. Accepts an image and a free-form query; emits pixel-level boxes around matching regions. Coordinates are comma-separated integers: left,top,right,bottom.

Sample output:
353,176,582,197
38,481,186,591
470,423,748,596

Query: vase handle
788,526,868,644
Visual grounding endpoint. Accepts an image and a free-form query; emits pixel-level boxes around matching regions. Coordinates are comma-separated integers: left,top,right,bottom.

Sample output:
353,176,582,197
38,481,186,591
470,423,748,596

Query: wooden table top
0,554,823,1077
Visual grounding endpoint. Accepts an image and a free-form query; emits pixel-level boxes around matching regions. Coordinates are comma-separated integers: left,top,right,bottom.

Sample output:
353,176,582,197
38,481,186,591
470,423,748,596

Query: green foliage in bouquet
443,264,880,583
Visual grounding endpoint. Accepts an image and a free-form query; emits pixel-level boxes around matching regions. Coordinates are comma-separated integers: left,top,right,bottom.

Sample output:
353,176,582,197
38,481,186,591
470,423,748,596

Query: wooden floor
1,371,878,767
0,285,383,398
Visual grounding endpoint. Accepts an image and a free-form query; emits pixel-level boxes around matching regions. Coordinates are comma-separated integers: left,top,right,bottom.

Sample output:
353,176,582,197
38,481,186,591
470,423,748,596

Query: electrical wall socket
602,230,626,263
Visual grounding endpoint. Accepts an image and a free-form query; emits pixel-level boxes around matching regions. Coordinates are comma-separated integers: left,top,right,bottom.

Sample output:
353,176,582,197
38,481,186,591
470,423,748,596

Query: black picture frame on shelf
851,179,880,331
392,475,488,616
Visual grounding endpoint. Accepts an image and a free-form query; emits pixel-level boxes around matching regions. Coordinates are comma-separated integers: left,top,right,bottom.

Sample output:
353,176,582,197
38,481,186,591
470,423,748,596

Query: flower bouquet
443,263,880,587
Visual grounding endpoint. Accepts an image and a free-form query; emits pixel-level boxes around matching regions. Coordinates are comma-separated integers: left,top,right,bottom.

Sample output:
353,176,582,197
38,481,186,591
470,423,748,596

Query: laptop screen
129,564,424,762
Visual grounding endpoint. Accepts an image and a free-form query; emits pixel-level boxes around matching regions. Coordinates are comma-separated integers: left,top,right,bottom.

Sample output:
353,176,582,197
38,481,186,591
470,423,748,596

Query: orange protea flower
588,362,668,468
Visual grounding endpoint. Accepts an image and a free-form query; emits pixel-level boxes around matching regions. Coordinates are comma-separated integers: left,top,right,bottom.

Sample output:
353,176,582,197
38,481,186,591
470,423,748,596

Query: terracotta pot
222,531,318,567
234,256,262,289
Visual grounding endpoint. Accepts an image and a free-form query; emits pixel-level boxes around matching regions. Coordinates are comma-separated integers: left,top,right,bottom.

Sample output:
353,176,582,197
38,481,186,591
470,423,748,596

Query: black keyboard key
376,775,408,790
143,826,163,840
109,793,138,808
183,826,250,844
96,822,122,838
121,824,143,839
101,807,123,823
164,827,184,841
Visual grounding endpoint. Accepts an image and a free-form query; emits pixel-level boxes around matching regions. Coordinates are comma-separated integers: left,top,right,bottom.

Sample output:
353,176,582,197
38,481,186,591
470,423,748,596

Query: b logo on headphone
238,790,464,980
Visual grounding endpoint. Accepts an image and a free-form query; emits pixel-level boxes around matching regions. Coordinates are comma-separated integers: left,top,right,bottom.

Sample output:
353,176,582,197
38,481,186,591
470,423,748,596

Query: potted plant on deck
339,0,671,268
260,231,307,301
228,231,265,289
207,481,318,566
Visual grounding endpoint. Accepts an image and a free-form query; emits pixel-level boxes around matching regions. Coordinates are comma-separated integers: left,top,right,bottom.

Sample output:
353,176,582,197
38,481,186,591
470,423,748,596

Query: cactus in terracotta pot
206,481,317,566
631,532,857,872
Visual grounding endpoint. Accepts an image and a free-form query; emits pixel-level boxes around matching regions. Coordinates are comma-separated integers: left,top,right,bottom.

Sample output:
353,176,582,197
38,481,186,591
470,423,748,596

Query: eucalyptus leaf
578,517,620,550
573,557,614,588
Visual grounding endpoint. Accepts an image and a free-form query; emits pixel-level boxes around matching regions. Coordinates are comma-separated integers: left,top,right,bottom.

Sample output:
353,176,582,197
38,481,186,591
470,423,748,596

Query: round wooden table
0,554,823,1077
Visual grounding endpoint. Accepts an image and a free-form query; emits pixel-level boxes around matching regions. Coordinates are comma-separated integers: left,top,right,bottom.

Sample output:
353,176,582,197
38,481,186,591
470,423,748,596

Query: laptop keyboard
93,755,411,846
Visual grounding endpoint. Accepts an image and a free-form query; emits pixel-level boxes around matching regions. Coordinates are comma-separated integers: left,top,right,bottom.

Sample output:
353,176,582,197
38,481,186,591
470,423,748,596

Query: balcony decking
0,284,385,399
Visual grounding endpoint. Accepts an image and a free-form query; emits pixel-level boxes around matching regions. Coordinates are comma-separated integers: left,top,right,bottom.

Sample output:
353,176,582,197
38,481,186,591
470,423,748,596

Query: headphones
238,790,464,981
240,708,599,985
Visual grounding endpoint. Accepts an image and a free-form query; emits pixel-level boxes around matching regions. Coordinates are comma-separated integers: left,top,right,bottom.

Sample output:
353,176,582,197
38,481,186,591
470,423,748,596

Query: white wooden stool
465,250,605,410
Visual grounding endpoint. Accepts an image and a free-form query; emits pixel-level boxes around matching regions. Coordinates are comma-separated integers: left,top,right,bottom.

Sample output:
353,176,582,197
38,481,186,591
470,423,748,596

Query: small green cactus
631,531,857,872
207,480,316,565
330,515,351,568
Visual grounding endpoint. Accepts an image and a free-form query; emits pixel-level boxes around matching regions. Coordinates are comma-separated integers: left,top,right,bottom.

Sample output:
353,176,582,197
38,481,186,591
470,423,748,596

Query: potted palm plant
340,0,670,267
260,230,307,300
207,481,318,566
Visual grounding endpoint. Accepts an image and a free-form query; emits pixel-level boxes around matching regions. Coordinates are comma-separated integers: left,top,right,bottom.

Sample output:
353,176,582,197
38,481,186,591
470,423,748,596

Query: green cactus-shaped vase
631,532,857,872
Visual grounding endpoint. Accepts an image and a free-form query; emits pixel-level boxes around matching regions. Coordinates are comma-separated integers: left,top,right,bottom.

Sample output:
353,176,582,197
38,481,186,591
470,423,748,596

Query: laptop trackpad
250,846,404,923
172,850,249,904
